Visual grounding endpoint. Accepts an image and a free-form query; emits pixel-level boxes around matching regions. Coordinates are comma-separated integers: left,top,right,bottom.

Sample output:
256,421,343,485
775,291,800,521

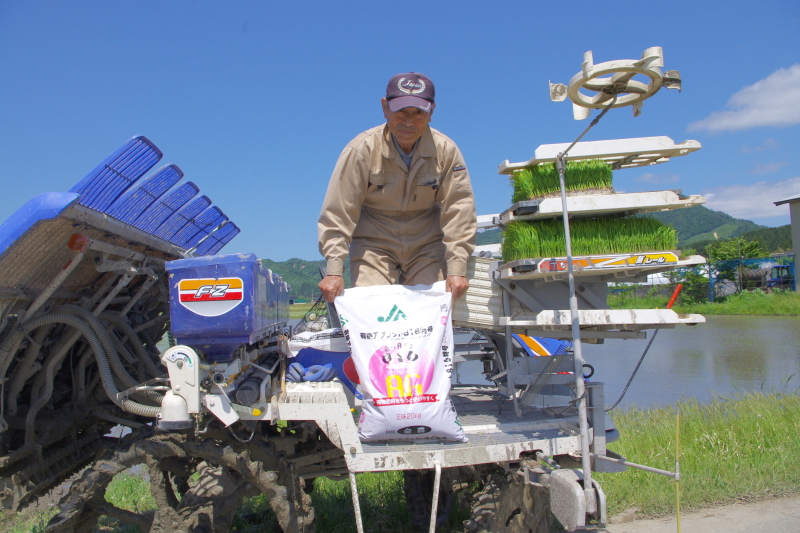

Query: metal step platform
352,388,584,472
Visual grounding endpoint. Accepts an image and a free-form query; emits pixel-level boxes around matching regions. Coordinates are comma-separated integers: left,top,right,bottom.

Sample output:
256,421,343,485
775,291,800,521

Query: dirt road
587,495,800,533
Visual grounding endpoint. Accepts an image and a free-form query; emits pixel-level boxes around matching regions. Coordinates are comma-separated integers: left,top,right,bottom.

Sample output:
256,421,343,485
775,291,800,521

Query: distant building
773,193,799,292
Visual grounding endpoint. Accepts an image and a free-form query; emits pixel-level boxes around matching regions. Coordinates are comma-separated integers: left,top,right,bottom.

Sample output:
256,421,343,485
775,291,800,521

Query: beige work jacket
318,124,477,278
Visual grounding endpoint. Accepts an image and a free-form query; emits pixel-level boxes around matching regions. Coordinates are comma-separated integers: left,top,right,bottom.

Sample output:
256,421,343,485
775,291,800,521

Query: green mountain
261,258,351,299
647,205,764,246
688,224,793,256
739,225,793,253
477,228,503,245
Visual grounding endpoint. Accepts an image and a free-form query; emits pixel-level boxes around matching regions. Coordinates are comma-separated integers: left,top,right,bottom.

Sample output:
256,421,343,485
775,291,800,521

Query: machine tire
45,425,315,533
463,470,551,533
403,469,454,532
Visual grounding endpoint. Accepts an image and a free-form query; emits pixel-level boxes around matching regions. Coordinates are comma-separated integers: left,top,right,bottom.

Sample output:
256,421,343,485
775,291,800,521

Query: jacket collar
381,124,436,160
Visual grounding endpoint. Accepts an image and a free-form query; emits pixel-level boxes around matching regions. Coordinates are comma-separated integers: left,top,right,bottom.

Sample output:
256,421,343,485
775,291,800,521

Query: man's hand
319,275,344,303
445,275,469,300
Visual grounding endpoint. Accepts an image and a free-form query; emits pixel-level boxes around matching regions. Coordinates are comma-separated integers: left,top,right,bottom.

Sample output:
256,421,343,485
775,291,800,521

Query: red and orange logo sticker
177,277,244,317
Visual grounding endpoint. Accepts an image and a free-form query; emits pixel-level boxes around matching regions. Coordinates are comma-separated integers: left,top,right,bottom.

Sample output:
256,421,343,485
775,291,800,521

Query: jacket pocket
411,173,439,206
369,172,396,191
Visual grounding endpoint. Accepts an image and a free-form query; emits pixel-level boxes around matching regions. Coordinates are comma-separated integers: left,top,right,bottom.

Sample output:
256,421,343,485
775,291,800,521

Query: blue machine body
166,253,290,362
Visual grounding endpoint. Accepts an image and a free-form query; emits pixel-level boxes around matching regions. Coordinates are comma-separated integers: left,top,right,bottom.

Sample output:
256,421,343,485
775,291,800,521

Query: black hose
110,333,147,382
605,330,660,412
100,311,164,378
57,306,138,387
6,325,52,416
0,311,161,445
56,306,163,405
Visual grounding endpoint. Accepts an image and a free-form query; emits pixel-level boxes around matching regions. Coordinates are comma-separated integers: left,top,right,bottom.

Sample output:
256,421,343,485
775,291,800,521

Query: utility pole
737,239,743,293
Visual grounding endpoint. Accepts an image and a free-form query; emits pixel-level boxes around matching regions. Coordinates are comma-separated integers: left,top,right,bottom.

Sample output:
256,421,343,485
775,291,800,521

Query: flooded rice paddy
455,315,800,408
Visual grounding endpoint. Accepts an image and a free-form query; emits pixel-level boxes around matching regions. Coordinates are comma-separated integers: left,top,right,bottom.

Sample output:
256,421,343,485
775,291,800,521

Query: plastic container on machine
165,253,289,362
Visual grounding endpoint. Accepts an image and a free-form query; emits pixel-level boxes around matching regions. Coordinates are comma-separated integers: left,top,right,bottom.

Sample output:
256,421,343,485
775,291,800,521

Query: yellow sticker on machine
537,252,679,272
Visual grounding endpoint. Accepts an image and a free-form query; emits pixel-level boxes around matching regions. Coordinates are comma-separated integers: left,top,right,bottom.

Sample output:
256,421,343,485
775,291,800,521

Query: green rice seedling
511,159,613,203
501,216,677,260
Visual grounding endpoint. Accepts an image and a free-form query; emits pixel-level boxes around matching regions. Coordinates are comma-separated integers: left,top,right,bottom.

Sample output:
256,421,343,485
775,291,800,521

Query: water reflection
454,316,800,408
583,315,800,408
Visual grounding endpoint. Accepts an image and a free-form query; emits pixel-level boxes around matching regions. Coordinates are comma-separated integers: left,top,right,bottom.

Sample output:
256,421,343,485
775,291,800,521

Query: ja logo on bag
377,304,407,322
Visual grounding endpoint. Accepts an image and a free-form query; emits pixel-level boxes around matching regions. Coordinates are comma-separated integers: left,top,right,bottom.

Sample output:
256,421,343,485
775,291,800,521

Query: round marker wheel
550,47,680,119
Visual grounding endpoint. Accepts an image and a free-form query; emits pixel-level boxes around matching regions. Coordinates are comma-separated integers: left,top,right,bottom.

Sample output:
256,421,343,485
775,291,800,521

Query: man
317,72,477,302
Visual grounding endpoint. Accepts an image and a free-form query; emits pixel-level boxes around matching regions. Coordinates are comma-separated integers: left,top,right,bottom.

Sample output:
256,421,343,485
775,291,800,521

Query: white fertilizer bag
334,281,466,443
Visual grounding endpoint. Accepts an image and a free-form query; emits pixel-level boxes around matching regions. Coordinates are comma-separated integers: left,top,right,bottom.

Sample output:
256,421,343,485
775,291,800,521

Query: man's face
382,97,434,149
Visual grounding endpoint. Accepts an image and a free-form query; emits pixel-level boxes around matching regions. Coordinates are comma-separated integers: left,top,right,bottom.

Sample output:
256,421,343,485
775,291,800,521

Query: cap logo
398,77,426,95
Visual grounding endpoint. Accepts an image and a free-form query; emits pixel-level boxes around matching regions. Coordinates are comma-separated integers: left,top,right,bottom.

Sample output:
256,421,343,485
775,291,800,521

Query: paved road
586,496,800,533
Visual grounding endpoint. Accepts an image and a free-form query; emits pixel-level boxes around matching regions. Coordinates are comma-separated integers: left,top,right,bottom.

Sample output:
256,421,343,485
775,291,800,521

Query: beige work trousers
349,237,446,288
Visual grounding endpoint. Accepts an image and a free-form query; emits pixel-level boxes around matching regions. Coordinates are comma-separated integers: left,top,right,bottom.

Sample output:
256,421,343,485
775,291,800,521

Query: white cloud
633,172,680,184
702,176,800,219
688,65,800,132
749,162,788,175
739,138,779,154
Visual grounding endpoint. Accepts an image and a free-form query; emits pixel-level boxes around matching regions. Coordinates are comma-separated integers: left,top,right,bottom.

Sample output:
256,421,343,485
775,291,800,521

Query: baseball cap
386,72,435,113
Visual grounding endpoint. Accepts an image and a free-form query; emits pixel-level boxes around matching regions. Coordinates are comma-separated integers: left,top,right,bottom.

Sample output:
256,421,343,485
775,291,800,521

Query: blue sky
1,1,799,261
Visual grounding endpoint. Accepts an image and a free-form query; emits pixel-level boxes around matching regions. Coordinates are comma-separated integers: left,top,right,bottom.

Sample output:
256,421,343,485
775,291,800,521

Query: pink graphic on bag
368,344,434,398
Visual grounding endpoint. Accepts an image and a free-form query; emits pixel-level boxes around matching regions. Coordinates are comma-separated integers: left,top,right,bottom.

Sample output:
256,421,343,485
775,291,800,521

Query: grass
511,160,613,203
676,289,800,316
608,293,672,310
104,472,157,514
309,472,412,533
0,473,158,533
0,508,56,533
307,471,470,533
289,301,315,319
597,392,800,518
231,471,472,533
502,216,677,261
609,288,800,316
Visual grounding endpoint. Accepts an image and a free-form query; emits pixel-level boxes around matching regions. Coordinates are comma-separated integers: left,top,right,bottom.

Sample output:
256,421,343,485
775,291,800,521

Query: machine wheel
403,469,454,532
46,425,315,533
463,470,551,533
